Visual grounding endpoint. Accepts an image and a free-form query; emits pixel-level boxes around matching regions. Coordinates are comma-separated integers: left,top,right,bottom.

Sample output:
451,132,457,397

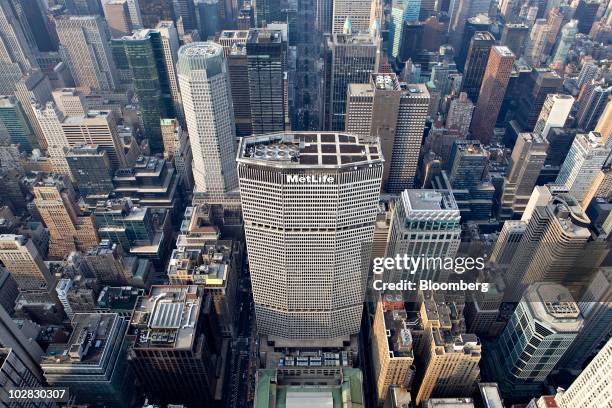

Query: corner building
237,132,383,340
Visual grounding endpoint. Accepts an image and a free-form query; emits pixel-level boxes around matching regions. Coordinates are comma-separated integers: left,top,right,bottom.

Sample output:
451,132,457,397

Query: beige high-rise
346,74,429,192
33,176,99,259
371,298,414,404
0,235,54,292
415,298,481,405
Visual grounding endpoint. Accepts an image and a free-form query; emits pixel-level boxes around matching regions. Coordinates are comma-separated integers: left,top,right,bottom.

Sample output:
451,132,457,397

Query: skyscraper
246,29,285,134
55,15,119,92
576,85,611,132
227,43,252,137
40,313,136,407
0,348,49,407
446,92,474,136
327,31,380,130
533,94,574,140
494,283,582,395
415,299,481,405
176,42,238,199
506,189,591,297
156,21,183,122
14,70,53,150
0,95,35,152
33,176,99,259
66,145,114,200
127,285,222,406
448,140,487,189
102,0,133,38
556,132,610,202
371,297,414,404
0,234,54,292
555,337,612,408
447,0,492,52
470,46,515,144
389,0,421,59
172,0,197,31
386,189,461,282
237,132,383,340
457,14,491,70
553,20,578,65
500,133,548,216
119,29,176,153
316,0,332,33
516,68,563,131
346,74,429,191
461,31,495,103
332,0,375,34
524,19,550,68
595,101,611,142
574,0,600,34
33,102,71,178
0,0,38,78
558,268,612,369
500,23,529,58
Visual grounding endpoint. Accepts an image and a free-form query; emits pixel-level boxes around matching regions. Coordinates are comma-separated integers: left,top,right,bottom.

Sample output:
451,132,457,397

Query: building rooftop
423,398,474,407
237,132,382,168
403,189,459,213
129,286,202,350
492,46,514,58
255,368,364,408
523,283,583,333
41,313,119,366
247,29,282,44
221,30,249,39
478,383,504,408
167,241,234,285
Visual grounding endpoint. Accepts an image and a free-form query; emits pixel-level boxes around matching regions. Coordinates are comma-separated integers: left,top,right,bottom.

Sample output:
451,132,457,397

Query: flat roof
237,132,382,169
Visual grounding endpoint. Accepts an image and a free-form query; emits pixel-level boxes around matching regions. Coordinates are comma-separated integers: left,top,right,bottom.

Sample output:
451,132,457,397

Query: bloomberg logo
286,174,335,184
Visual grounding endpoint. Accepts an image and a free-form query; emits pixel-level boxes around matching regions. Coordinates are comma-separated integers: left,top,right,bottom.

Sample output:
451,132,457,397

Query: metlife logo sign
285,174,336,184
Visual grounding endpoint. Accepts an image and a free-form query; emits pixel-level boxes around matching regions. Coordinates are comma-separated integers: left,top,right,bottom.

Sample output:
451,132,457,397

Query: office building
0,347,51,408
246,29,285,134
66,145,114,201
581,167,612,210
494,283,582,394
448,140,487,189
52,88,88,117
371,298,415,404
553,20,578,65
446,92,474,137
177,42,238,199
457,14,491,71
346,74,429,191
61,110,128,170
501,23,529,58
41,313,135,407
33,102,72,178
470,46,515,144
14,71,53,150
595,101,611,143
576,85,611,132
155,21,182,122
218,30,249,55
461,32,495,103
227,43,252,137
0,234,54,293
574,0,599,34
0,0,37,81
389,0,421,59
559,268,612,369
33,176,99,259
447,0,491,54
167,240,240,337
102,0,133,38
415,299,481,405
237,132,383,340
254,0,281,27
55,15,118,92
500,133,548,216
506,189,591,298
556,337,612,408
84,240,141,287
386,189,461,282
332,0,374,34
0,96,35,152
119,29,177,153
524,19,550,68
327,32,380,130
127,285,222,406
556,132,610,202
533,94,574,140
516,68,563,132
